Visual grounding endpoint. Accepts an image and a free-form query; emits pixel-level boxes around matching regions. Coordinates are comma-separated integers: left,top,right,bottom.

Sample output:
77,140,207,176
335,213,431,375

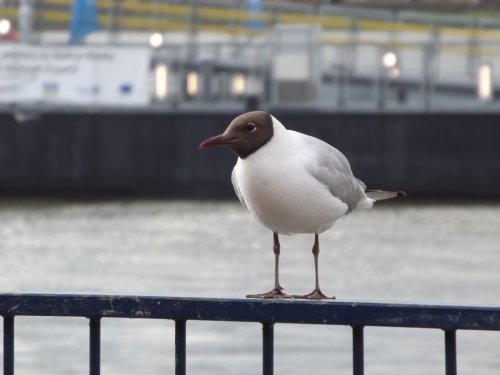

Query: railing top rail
1,293,500,331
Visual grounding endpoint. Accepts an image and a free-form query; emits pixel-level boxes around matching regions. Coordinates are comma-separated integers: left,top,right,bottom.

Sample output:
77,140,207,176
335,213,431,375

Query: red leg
292,234,335,300
247,232,290,299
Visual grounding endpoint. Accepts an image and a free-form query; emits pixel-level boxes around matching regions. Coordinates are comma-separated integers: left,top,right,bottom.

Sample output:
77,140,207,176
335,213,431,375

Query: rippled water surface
1,199,500,374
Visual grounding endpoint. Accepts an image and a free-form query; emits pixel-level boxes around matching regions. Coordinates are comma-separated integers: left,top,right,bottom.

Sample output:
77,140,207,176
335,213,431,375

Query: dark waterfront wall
0,111,498,199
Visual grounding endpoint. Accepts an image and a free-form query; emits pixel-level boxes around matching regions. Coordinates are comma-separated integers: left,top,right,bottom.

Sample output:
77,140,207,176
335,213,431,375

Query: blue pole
69,0,99,44
245,0,262,30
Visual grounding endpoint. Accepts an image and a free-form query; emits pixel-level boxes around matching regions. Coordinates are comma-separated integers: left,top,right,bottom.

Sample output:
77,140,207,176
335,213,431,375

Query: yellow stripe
120,1,189,16
40,11,70,23
440,26,500,40
442,45,500,57
318,15,350,28
0,7,18,18
358,19,430,33
96,0,110,8
277,12,318,24
322,35,422,50
115,17,256,35
199,7,271,22
202,23,260,36
117,17,188,31
322,33,500,57
32,9,500,53
4,1,500,43
43,0,70,6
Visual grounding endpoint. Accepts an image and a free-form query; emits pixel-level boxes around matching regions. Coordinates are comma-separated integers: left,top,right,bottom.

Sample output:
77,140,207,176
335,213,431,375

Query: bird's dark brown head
199,111,274,159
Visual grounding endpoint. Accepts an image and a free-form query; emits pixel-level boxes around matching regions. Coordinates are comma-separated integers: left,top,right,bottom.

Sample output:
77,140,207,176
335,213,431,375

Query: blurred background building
1,0,500,110
0,0,499,197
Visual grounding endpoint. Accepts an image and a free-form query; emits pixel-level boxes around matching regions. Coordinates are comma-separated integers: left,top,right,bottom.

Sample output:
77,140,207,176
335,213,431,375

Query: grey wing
302,134,367,213
231,167,248,210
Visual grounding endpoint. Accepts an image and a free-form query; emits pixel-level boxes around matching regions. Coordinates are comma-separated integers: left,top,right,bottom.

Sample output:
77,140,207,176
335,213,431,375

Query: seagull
199,111,404,299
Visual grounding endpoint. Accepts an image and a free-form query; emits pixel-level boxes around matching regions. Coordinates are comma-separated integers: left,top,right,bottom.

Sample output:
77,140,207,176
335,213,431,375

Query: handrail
2,293,500,375
1,294,500,328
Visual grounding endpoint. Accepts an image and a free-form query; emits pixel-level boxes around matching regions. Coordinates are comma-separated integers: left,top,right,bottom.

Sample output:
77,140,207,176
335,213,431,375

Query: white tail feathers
366,190,407,201
356,197,374,210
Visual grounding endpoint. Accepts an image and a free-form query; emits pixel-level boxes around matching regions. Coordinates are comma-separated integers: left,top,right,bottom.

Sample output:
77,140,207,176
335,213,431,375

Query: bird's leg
312,234,322,293
247,232,290,299
273,232,284,291
292,234,335,300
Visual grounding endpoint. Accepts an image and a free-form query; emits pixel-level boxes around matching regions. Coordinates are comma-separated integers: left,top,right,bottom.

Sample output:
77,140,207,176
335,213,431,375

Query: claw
246,288,291,299
292,289,335,300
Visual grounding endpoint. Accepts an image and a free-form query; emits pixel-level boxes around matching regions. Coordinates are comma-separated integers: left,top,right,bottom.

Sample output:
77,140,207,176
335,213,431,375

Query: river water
1,199,499,374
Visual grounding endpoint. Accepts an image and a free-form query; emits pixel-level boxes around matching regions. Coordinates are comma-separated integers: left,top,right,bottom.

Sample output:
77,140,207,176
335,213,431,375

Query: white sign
0,45,152,106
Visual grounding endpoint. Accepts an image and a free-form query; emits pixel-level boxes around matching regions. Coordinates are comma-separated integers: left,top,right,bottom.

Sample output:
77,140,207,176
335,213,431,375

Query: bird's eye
245,122,257,132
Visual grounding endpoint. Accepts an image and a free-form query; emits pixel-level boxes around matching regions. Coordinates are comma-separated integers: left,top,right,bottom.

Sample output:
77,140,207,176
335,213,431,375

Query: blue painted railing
2,294,500,375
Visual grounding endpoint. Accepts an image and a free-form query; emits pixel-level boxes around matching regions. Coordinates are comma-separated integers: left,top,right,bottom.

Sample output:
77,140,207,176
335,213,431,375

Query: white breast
233,130,348,235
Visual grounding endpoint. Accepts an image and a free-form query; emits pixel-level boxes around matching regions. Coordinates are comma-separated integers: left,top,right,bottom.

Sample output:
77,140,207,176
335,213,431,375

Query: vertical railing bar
352,325,364,375
262,323,274,375
4,316,15,375
175,320,187,375
89,317,101,375
444,329,457,375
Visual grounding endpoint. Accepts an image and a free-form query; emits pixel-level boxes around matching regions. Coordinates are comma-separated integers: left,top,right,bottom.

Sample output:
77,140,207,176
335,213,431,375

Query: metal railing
2,294,500,375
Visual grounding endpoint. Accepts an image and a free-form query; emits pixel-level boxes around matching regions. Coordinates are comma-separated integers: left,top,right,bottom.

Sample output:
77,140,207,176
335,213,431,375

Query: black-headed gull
199,111,404,299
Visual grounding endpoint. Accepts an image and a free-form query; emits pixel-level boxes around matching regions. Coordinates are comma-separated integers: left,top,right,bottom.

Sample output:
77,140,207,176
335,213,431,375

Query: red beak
199,134,231,149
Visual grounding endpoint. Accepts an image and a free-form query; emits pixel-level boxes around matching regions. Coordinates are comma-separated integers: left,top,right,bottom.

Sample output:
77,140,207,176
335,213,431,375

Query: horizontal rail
1,294,500,330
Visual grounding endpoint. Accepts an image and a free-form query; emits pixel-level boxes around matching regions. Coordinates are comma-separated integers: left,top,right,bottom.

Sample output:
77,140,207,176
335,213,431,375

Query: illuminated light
154,64,168,99
388,66,400,78
382,51,398,69
186,71,198,97
477,63,493,101
149,32,163,48
232,73,246,96
0,19,11,35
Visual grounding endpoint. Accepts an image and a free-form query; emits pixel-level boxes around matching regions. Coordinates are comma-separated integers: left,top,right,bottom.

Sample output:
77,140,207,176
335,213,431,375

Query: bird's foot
292,289,335,300
246,287,291,299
